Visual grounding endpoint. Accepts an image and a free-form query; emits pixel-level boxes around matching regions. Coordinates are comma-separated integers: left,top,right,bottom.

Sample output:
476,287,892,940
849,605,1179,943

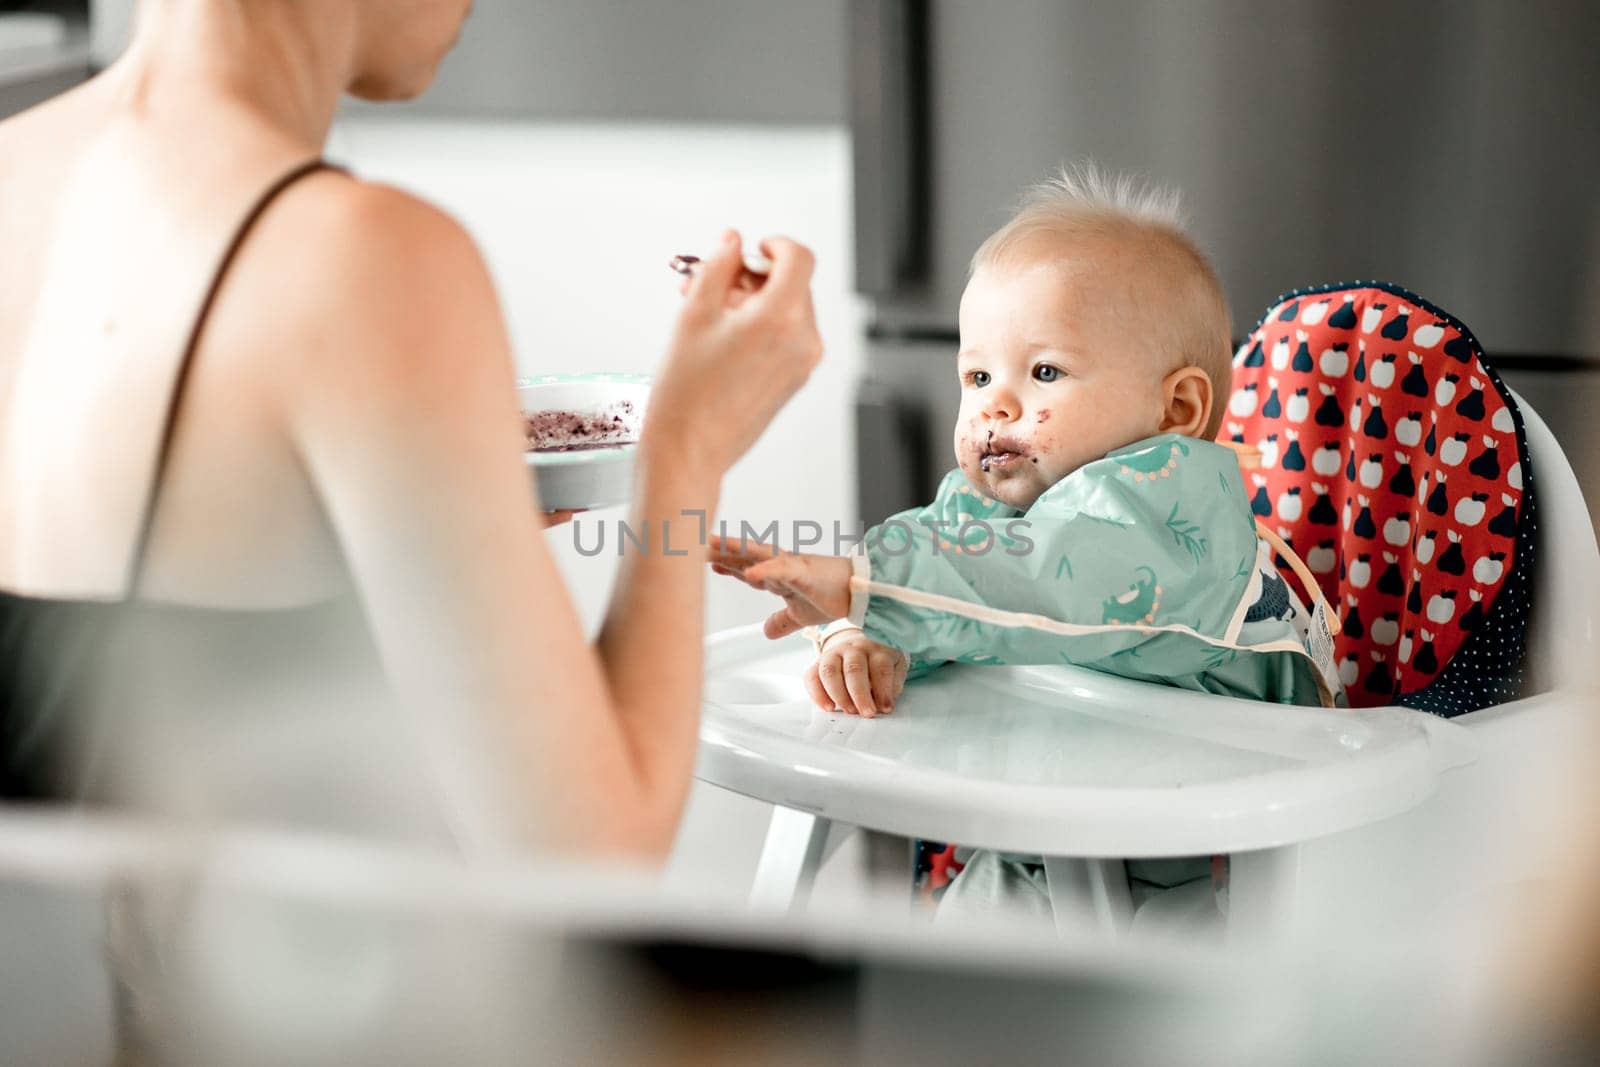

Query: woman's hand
540,509,581,528
806,629,909,717
646,230,823,474
708,535,853,639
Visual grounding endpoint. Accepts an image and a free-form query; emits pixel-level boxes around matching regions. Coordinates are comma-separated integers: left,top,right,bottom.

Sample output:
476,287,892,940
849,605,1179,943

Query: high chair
694,398,1597,936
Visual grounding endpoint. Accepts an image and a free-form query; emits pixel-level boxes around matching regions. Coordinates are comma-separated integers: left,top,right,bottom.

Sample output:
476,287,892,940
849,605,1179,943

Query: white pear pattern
1271,336,1290,370
1301,300,1330,326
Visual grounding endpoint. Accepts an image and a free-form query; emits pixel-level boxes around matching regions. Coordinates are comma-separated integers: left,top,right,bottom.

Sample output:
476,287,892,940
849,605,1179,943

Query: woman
0,0,822,857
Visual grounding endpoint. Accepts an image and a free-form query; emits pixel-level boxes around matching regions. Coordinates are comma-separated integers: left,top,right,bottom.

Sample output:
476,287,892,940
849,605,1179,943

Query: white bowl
518,373,650,510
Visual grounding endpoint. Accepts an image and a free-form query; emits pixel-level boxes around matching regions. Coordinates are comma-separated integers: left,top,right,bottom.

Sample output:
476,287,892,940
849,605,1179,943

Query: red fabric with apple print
1220,283,1530,711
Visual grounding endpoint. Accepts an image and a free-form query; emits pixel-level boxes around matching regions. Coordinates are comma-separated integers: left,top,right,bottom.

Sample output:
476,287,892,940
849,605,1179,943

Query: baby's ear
1158,364,1213,437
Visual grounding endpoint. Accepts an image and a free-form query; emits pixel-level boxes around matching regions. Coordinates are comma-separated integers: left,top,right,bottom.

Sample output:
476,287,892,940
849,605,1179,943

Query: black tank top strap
125,158,342,596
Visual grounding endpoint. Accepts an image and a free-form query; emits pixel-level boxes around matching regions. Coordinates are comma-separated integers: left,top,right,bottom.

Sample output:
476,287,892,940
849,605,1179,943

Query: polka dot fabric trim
1402,451,1534,716
1221,281,1533,713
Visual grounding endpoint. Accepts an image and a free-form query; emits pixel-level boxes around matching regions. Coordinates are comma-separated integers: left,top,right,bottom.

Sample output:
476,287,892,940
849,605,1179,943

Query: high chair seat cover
1221,283,1535,714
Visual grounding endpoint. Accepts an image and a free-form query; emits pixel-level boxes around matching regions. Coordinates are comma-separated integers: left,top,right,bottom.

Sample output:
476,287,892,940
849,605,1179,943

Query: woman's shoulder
281,170,488,286
232,168,509,382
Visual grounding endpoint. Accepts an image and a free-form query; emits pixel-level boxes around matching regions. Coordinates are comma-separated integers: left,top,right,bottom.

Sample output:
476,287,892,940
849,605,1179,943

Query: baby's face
954,257,1170,509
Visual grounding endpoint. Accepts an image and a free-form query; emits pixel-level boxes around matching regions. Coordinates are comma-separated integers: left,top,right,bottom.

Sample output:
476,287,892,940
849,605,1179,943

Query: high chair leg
749,806,831,912
1041,857,1133,936
1226,845,1302,943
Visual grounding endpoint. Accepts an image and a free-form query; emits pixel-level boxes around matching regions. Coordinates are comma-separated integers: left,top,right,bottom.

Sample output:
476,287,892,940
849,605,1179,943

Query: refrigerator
849,0,1600,525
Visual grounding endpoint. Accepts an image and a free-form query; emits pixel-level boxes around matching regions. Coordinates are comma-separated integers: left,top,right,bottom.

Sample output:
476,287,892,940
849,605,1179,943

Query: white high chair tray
697,626,1476,858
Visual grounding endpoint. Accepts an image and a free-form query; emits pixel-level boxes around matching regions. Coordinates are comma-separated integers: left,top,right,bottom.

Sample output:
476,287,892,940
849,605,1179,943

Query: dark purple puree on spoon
524,401,637,453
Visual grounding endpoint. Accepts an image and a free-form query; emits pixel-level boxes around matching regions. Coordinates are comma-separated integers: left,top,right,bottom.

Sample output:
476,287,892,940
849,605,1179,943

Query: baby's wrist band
846,552,871,627
812,619,864,655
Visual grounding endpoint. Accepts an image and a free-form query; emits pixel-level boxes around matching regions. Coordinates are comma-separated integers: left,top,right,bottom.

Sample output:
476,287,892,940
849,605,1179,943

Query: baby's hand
708,535,853,639
806,629,909,718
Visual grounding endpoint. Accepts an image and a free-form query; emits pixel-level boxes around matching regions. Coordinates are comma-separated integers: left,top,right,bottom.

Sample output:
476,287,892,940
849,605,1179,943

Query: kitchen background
4,0,1597,896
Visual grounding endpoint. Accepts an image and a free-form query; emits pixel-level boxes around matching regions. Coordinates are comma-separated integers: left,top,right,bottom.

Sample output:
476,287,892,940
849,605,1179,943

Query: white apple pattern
1454,494,1488,526
1271,336,1290,370
1412,323,1444,348
1348,554,1372,589
1435,375,1459,407
1383,514,1411,545
1320,346,1349,377
1395,413,1422,447
1427,592,1458,624
1371,614,1399,646
1440,433,1470,466
1277,488,1303,522
1359,456,1383,488
1312,443,1341,476
1370,355,1397,390
1230,384,1258,417
1473,554,1505,584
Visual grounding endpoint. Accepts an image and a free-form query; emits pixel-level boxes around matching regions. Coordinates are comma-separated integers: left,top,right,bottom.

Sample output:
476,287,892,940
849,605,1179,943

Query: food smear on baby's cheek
1037,409,1052,422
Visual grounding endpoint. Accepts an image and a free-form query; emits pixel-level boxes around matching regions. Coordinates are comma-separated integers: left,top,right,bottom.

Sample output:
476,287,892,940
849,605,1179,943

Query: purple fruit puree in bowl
517,375,650,509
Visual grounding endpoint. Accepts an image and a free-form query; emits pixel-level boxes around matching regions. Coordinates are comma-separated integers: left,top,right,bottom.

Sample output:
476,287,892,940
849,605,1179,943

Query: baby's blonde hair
972,163,1233,438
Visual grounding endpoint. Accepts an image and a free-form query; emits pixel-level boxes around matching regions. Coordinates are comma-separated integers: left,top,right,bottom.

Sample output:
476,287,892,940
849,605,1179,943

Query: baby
713,164,1336,713
710,166,1342,923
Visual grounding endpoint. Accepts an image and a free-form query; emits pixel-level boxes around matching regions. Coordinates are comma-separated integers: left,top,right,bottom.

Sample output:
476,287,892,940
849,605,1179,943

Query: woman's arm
269,181,819,860
594,234,822,832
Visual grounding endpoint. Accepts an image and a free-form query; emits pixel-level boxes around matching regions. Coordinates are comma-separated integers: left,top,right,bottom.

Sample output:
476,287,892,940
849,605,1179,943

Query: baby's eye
1034,364,1063,383
964,370,991,388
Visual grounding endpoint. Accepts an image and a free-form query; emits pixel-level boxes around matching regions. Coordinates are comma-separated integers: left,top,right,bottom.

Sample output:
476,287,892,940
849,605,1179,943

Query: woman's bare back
0,77,370,606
